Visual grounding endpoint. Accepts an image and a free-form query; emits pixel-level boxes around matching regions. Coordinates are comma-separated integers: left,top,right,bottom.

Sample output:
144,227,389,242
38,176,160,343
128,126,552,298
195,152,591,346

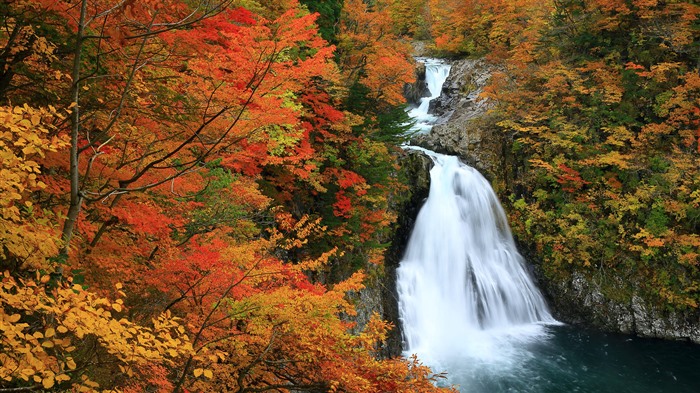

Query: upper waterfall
408,58,451,134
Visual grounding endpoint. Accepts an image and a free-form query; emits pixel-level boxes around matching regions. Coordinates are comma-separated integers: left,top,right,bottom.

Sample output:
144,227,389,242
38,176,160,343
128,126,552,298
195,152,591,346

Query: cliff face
345,150,432,359
545,271,700,343
403,62,429,105
404,57,700,344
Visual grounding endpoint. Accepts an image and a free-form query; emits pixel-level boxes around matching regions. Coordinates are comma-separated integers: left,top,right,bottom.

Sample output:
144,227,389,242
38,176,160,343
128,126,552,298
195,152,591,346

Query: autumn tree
0,105,67,271
429,0,548,59
387,0,431,38
256,0,418,277
337,0,415,109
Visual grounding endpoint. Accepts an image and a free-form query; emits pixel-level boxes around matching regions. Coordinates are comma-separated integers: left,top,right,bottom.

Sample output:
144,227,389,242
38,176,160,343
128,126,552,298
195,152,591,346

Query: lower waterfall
396,149,558,388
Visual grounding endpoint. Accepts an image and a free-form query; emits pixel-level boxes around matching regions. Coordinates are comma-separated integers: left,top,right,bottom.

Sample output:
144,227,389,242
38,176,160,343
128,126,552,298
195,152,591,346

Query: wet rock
411,58,500,180
543,271,700,343
427,58,492,119
403,62,430,105
411,41,432,57
348,265,385,335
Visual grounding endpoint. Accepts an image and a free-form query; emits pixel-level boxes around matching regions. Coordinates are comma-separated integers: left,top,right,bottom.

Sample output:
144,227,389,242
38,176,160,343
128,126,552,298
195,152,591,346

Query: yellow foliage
186,270,450,393
0,272,191,391
581,151,633,169
0,105,68,270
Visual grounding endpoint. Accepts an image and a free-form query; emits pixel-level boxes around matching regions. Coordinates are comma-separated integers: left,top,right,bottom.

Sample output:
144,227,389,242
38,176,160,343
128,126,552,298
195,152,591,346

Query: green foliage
371,104,417,144
345,80,416,144
300,0,343,43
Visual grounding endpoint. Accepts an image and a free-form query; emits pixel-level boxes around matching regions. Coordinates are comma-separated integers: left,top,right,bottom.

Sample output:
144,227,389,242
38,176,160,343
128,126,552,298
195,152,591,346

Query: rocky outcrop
411,58,501,180
403,62,430,105
346,263,385,330
427,58,492,119
543,271,700,343
411,41,432,58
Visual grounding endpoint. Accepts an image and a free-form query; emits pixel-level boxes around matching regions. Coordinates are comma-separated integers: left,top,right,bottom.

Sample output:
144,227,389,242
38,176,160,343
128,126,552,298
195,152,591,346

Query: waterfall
397,151,556,365
408,58,451,133
399,61,557,385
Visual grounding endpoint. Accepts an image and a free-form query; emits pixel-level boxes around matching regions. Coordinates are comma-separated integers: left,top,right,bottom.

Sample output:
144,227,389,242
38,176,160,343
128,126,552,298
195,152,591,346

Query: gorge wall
381,151,433,357
346,151,432,358
399,57,700,345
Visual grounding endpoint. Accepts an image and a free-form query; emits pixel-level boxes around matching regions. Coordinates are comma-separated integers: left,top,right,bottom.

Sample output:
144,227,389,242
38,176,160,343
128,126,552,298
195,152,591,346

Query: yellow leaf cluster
0,105,68,269
0,273,192,391
187,268,450,393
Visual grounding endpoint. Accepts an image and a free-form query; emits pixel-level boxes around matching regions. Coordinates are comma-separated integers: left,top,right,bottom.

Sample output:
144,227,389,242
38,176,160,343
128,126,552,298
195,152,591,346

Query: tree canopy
0,0,451,391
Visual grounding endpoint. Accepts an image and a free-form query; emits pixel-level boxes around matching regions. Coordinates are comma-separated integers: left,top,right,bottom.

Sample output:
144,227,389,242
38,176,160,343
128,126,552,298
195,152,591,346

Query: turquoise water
443,325,700,393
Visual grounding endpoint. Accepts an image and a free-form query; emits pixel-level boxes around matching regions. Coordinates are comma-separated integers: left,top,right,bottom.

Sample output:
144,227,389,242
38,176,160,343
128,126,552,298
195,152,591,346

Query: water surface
437,325,700,393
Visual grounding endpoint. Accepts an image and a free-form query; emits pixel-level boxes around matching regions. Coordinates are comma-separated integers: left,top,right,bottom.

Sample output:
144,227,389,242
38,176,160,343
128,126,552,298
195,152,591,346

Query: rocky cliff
343,149,433,359
403,62,429,105
378,150,433,357
545,271,700,343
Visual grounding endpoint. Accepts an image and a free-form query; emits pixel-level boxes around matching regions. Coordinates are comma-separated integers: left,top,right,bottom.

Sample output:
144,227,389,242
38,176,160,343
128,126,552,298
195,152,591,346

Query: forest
1,0,698,392
429,0,700,310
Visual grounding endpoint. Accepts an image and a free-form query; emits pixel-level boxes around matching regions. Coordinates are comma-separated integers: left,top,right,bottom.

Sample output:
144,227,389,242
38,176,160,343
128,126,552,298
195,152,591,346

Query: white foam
396,153,558,377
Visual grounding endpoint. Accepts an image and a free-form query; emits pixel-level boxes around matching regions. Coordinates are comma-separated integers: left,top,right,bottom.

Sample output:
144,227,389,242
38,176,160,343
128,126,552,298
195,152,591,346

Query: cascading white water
397,151,556,364
408,58,451,133
399,61,558,390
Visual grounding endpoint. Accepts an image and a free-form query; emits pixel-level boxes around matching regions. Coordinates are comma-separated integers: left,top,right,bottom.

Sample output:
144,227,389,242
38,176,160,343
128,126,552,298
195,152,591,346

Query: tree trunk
60,0,88,256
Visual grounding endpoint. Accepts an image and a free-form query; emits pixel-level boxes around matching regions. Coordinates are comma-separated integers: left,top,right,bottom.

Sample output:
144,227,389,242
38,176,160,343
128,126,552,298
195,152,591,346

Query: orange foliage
0,0,451,391
337,0,415,108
